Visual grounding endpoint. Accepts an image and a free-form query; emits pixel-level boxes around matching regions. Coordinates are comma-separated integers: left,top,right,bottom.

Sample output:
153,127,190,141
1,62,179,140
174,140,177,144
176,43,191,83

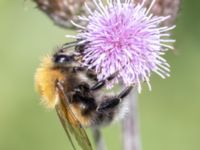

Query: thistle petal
68,0,175,92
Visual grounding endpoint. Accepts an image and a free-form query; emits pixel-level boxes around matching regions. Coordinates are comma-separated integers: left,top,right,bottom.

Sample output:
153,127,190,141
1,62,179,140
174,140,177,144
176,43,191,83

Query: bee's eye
54,54,73,64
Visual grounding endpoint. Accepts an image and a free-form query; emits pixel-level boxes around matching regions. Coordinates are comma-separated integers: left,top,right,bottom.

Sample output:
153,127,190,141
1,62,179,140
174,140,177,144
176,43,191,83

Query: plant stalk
122,89,141,150
92,128,106,150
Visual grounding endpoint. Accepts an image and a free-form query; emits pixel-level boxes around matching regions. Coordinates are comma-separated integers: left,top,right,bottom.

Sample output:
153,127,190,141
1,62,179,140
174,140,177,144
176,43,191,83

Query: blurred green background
0,0,200,150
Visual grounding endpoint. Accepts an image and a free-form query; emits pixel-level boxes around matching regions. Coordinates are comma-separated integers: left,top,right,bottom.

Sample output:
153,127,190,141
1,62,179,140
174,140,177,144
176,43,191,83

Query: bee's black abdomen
73,93,97,115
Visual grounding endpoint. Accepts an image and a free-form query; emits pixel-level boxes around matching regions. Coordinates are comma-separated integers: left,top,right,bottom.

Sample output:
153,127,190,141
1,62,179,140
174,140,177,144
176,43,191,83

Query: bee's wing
55,81,93,150
55,105,77,150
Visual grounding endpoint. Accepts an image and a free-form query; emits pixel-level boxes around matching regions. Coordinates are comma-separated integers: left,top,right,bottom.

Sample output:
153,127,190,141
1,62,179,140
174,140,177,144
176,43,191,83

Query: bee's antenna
54,41,80,54
63,41,78,49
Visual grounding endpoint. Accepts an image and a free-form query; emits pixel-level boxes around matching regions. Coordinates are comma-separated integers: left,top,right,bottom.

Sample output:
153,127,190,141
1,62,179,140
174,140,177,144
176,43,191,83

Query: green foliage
0,0,200,150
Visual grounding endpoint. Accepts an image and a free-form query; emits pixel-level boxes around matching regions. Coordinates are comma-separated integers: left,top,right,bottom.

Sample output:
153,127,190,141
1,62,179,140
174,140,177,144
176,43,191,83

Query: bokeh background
0,0,200,150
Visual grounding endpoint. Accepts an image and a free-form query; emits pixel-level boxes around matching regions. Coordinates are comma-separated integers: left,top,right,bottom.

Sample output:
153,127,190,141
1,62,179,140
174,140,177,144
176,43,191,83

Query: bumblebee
35,41,133,150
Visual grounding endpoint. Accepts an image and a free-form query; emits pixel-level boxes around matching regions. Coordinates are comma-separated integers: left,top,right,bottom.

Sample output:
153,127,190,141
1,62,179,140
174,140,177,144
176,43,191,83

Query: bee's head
53,53,74,64
52,46,82,68
52,42,85,68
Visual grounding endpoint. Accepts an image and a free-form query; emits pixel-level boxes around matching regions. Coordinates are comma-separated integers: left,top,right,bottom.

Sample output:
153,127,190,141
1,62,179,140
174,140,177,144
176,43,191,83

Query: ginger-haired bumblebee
35,41,133,150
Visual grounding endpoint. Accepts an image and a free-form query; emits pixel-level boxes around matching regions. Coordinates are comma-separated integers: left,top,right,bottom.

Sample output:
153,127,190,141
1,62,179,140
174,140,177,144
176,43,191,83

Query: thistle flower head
68,0,175,92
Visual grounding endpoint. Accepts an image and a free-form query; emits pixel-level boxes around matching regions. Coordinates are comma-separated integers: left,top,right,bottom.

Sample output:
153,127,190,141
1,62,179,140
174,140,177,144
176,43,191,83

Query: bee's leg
90,71,118,91
96,86,133,112
75,82,90,94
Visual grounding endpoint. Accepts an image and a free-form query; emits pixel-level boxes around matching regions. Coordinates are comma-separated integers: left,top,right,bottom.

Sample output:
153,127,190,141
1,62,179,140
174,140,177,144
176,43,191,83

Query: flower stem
92,128,107,150
122,89,141,150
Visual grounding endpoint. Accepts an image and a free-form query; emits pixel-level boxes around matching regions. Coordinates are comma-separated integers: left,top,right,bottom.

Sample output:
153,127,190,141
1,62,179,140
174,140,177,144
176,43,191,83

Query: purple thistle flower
67,0,175,93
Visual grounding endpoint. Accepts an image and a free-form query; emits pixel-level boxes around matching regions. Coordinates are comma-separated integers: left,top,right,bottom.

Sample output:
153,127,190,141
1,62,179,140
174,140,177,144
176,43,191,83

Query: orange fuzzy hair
35,56,65,108
35,56,92,126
